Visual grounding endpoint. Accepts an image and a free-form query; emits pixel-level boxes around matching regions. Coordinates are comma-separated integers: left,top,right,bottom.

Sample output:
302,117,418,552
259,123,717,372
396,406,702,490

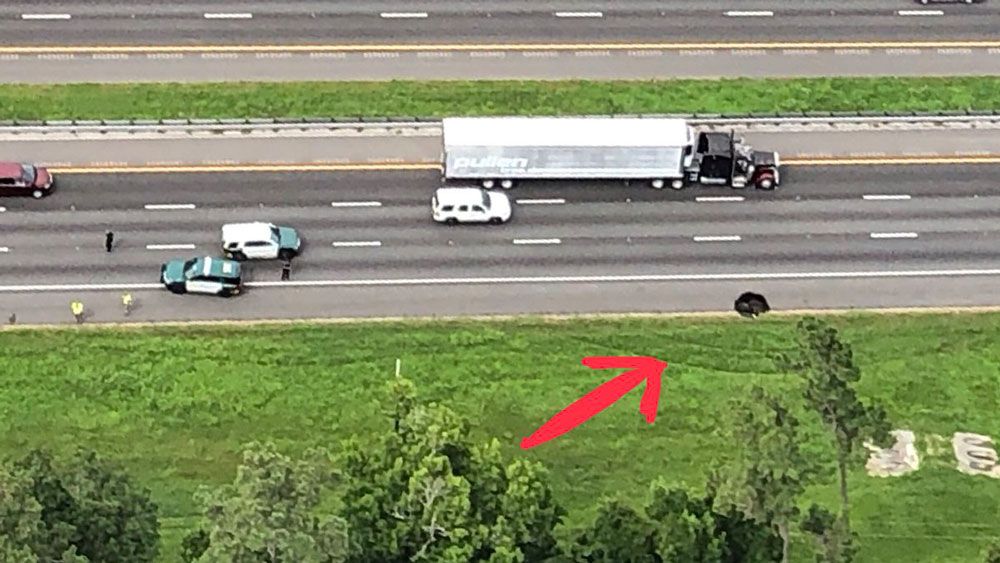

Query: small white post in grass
395,358,401,378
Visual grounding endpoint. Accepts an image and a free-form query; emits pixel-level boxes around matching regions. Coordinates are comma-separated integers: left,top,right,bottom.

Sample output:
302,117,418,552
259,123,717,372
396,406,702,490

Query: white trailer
442,117,697,189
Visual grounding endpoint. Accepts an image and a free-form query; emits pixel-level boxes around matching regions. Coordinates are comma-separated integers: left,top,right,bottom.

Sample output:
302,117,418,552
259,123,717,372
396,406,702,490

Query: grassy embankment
1,313,998,561
0,76,998,119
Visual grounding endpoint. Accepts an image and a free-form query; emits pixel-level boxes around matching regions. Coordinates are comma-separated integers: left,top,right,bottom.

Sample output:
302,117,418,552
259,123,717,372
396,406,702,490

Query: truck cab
686,131,780,190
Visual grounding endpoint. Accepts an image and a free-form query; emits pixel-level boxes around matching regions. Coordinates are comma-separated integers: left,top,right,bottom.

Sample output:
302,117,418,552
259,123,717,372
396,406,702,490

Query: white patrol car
432,187,513,225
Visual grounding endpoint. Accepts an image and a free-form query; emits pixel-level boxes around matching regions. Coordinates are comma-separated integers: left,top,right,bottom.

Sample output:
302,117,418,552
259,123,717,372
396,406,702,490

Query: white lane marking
863,194,912,201
696,196,745,202
332,241,382,247
554,11,603,18
694,235,742,242
897,10,944,16
725,10,773,17
144,203,196,210
0,207,6,212
204,12,253,19
513,238,562,245
21,13,72,20
380,12,429,18
870,232,919,239
13,268,1000,293
0,247,8,253
331,201,382,207
146,244,197,250
515,198,566,205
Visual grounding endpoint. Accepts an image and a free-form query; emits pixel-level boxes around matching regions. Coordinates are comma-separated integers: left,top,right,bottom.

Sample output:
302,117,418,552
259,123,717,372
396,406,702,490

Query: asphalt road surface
5,127,1000,168
0,1,997,82
3,165,1000,325
0,1,997,45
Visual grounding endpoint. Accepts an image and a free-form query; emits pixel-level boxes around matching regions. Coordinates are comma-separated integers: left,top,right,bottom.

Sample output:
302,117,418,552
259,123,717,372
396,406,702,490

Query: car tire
32,190,43,199
500,179,514,189
167,284,186,295
278,249,295,261
230,251,247,261
445,218,459,226
489,217,502,225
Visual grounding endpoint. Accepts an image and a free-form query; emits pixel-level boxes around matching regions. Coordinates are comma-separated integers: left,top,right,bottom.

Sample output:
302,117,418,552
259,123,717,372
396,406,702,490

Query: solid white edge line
332,241,382,247
12,268,1000,292
146,244,197,250
897,10,944,16
724,10,774,17
203,12,253,19
379,12,429,18
144,203,196,210
515,198,566,205
513,238,562,245
21,13,72,20
870,232,919,239
693,235,742,242
554,11,604,18
863,195,912,201
696,196,745,202
330,201,382,207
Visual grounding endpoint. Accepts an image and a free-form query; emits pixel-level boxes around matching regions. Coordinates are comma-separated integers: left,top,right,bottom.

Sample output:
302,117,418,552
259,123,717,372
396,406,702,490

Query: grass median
1,313,998,561
0,76,998,120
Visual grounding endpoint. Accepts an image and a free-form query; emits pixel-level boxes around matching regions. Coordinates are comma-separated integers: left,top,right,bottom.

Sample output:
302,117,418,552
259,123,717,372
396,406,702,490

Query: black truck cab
687,131,780,190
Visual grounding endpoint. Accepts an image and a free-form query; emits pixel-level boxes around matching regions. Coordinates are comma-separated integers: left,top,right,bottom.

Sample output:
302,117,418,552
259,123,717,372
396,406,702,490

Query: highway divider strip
3,40,1000,55
45,155,1000,175
3,112,1000,131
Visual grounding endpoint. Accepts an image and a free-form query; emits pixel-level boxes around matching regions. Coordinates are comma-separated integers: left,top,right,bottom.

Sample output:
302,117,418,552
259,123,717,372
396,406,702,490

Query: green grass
0,76,998,120
1,313,999,562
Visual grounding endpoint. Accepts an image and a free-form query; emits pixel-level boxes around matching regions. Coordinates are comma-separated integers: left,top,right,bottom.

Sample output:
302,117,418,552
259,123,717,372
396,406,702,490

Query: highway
0,1,997,82
3,165,1000,325
5,123,1000,168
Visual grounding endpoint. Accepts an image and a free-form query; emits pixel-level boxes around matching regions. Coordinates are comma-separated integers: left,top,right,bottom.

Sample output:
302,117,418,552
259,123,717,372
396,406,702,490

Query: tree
4,448,159,563
187,441,348,563
799,504,857,563
715,385,812,563
572,482,781,563
0,463,44,562
338,377,565,562
779,317,892,530
984,540,1000,563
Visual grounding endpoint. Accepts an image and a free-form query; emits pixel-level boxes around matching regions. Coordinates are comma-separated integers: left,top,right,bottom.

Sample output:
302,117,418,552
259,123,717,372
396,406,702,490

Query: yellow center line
4,40,1000,54
45,155,1000,175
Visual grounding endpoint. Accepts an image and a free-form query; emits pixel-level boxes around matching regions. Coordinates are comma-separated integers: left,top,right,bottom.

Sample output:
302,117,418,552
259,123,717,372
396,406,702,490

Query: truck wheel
756,175,775,190
482,179,495,189
671,179,684,190
500,179,514,189
651,179,665,189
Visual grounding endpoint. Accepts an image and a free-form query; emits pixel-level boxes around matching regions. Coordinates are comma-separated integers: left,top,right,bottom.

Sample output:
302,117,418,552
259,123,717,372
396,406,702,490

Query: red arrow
520,356,668,450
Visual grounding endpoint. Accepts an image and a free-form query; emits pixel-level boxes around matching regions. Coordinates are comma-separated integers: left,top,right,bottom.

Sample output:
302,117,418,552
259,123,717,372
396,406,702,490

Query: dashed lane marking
696,196,745,202
513,238,562,245
863,194,912,201
870,232,919,239
725,11,774,17
331,201,382,207
693,235,742,242
515,198,566,205
554,11,603,18
21,13,71,20
897,10,944,16
332,241,382,247
379,12,429,19
146,244,196,250
144,203,196,210
203,13,253,19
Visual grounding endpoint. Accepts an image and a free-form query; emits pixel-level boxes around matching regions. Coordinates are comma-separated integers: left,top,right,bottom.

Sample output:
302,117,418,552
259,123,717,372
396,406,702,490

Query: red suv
0,162,54,198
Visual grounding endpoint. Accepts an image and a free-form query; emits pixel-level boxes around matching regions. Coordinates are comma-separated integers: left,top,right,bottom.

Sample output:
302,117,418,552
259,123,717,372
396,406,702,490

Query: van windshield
20,164,35,184
270,226,281,243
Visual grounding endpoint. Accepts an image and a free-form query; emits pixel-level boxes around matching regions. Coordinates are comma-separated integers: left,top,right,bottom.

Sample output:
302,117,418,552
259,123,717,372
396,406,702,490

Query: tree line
1,317,996,562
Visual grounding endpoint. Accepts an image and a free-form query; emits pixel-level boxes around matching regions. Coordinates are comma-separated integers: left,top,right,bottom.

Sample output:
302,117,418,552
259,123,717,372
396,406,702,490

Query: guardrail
0,110,999,133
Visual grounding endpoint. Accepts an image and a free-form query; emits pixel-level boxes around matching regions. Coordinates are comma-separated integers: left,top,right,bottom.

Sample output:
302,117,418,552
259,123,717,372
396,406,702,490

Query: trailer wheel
651,179,665,189
671,179,684,190
482,179,496,189
500,179,514,189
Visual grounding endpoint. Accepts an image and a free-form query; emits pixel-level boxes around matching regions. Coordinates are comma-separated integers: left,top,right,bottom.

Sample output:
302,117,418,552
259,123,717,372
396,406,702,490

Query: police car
160,256,243,297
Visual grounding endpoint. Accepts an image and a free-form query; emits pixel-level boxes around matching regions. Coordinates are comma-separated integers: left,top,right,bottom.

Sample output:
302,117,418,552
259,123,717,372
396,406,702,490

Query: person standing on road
281,260,292,281
105,231,115,252
70,301,84,324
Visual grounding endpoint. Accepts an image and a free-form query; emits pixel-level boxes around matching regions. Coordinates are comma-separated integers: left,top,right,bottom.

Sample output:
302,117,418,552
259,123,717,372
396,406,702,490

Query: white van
221,222,302,261
432,187,512,225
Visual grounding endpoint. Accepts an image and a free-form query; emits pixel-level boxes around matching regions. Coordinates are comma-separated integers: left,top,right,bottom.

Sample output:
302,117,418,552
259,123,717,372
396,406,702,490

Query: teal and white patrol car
160,256,243,297
221,222,302,261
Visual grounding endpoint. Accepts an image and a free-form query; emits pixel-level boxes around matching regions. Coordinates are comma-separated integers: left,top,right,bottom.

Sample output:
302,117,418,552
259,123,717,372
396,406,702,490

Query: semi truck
441,116,780,190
